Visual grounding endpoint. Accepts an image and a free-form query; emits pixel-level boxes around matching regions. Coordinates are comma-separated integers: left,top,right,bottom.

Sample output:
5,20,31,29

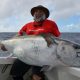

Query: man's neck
33,20,45,27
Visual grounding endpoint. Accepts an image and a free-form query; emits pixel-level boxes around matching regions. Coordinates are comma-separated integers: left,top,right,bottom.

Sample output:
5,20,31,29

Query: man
1,5,60,80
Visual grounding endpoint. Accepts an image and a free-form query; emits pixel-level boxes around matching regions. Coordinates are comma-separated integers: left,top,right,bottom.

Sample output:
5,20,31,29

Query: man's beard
33,14,46,22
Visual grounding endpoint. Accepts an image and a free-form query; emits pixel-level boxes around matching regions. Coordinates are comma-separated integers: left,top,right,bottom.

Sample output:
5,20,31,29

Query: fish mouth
0,43,7,51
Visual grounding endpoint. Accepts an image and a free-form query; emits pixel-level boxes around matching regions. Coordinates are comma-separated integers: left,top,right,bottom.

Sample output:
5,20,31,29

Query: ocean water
0,32,80,44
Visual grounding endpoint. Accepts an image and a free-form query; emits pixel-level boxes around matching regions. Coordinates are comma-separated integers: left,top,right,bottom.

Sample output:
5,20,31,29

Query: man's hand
0,44,7,51
44,36,53,47
12,34,21,38
40,33,53,47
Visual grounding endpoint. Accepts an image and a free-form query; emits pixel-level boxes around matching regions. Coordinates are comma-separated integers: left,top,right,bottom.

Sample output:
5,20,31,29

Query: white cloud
52,0,80,19
0,0,53,19
0,25,18,32
60,23,80,32
0,0,80,32
0,0,79,19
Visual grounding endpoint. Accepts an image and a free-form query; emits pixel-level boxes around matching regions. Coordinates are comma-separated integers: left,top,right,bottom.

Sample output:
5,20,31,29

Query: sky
0,0,80,32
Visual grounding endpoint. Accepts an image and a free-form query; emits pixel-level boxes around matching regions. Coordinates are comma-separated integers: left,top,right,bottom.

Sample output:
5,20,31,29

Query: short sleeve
51,21,61,37
18,24,27,36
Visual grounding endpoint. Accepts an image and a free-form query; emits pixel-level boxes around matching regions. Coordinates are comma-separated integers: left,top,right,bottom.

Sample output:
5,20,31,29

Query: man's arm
18,24,27,36
12,33,21,38
12,25,27,38
51,21,61,37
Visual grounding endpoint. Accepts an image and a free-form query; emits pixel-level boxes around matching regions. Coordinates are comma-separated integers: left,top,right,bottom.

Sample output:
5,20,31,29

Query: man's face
33,9,46,22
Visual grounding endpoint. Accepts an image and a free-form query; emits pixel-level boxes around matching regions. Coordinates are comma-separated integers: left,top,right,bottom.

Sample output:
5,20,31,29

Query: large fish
0,35,80,69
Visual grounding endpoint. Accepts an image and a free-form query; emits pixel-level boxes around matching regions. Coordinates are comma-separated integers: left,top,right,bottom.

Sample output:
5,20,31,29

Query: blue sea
0,32,80,44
